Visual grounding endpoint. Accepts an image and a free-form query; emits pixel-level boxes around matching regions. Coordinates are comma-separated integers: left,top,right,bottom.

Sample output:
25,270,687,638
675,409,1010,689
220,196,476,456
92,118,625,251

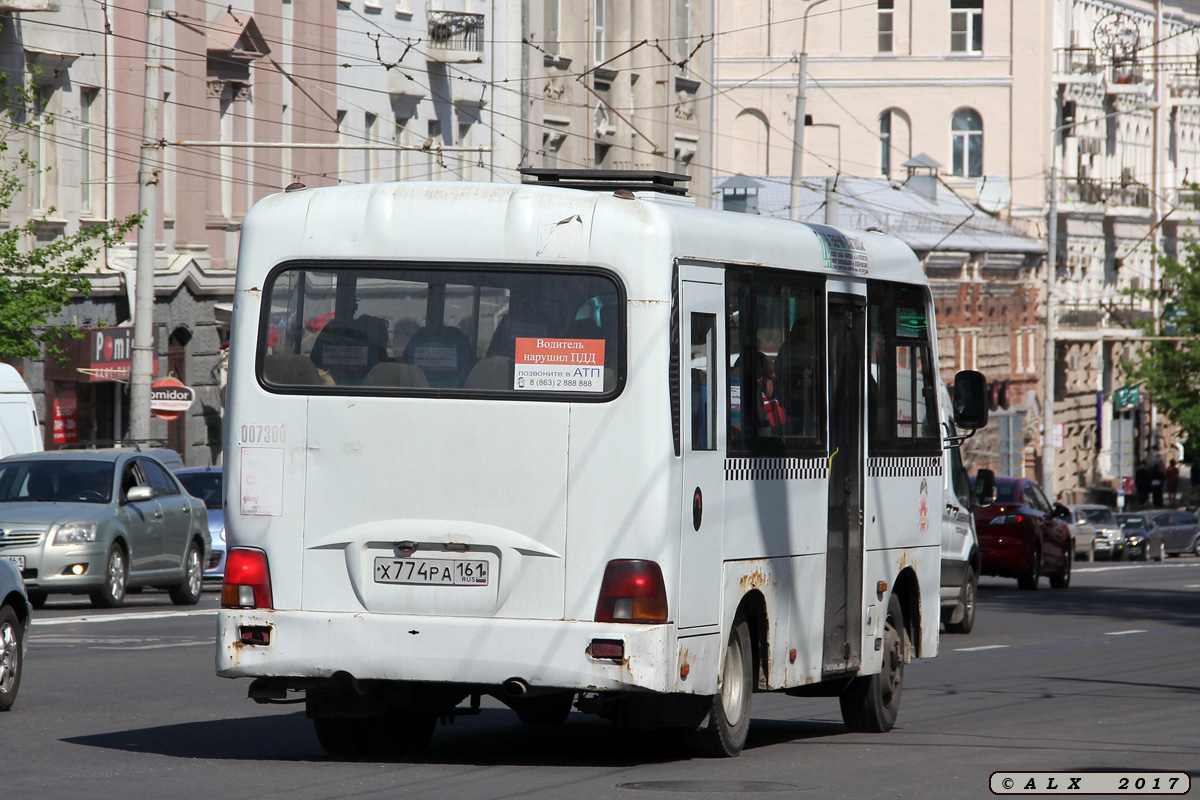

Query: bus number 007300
240,424,286,445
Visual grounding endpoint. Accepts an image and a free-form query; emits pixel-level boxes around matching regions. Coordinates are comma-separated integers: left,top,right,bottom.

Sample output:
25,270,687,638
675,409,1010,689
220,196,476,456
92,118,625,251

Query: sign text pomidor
150,377,197,421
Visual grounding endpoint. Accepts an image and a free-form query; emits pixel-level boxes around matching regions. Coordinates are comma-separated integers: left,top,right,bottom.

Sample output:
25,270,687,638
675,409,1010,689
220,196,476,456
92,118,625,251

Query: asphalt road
6,560,1200,800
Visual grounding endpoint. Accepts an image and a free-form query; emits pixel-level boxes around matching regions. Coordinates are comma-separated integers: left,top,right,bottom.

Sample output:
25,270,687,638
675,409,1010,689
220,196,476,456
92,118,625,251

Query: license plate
0,555,24,570
373,556,488,586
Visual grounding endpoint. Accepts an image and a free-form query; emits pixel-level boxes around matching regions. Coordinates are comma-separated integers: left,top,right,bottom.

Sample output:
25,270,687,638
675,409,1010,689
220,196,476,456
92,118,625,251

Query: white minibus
217,170,988,757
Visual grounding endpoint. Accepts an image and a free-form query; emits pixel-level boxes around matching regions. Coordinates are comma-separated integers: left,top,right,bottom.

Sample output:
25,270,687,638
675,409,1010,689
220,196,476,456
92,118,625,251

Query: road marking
1076,562,1200,573
1184,584,1200,588
93,641,213,650
33,610,217,627
955,644,1010,652
1105,629,1148,636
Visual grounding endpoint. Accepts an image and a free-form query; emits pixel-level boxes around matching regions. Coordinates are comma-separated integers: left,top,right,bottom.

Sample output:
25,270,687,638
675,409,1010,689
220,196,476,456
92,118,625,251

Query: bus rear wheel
840,593,905,733
688,616,752,757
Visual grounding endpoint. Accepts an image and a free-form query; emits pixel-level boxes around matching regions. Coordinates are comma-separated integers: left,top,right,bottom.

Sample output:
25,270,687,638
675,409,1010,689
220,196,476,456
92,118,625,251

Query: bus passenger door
824,294,865,674
678,272,725,630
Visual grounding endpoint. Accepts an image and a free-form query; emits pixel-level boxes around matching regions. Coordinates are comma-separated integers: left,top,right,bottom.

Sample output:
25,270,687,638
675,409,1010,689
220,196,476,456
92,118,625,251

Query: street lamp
790,0,830,222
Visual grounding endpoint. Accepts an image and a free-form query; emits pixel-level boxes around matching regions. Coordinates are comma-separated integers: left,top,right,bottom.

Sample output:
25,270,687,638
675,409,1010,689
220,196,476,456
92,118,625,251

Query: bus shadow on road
63,709,849,765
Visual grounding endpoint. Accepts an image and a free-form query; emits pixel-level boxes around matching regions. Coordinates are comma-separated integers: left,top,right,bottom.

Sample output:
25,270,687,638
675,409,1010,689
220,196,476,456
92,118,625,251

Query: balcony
1109,58,1144,87
1168,73,1200,99
1062,178,1151,209
1055,47,1100,77
1167,186,1200,212
427,11,484,63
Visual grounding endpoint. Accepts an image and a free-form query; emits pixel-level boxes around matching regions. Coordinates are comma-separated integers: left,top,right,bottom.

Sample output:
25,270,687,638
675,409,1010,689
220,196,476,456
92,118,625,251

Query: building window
220,93,235,216
29,86,52,211
336,109,348,185
543,118,568,168
457,121,474,180
545,0,559,56
364,112,378,183
594,0,607,63
676,0,692,74
951,0,983,54
393,115,411,181
80,88,98,214
428,119,443,180
879,111,892,177
951,108,983,178
878,0,894,53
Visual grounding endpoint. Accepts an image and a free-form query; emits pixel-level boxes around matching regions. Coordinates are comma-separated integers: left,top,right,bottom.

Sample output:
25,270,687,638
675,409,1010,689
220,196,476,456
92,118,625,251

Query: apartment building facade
714,0,1200,499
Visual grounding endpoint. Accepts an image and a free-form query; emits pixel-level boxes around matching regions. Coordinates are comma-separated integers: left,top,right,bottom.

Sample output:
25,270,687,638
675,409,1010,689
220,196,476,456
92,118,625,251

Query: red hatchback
971,476,1074,590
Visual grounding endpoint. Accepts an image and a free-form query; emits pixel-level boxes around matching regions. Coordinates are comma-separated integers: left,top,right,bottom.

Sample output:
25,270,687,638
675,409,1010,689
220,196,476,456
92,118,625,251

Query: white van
217,173,989,757
0,365,42,458
938,383,987,635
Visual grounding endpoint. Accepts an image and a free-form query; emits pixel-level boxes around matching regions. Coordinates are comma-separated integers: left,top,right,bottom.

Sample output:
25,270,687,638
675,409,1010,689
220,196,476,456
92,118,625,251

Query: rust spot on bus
739,564,769,592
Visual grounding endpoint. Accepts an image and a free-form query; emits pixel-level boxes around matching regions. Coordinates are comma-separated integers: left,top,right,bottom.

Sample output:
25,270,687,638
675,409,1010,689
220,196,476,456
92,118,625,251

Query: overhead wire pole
130,0,163,443
1043,166,1057,500
789,0,830,221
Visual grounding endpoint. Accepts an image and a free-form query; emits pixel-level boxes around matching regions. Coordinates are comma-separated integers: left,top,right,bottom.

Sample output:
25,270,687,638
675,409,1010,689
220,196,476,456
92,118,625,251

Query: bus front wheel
688,616,753,757
839,593,905,733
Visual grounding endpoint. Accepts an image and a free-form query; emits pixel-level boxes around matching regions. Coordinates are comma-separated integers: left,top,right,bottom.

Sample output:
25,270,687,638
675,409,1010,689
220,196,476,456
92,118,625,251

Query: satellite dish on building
975,174,1012,213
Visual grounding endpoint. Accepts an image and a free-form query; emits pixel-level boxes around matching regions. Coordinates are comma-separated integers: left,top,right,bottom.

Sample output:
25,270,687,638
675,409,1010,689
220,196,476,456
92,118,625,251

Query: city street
5,560,1199,800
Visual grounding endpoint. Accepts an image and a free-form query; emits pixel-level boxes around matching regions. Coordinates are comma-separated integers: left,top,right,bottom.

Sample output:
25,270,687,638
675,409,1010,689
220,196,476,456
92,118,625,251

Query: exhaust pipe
502,677,530,697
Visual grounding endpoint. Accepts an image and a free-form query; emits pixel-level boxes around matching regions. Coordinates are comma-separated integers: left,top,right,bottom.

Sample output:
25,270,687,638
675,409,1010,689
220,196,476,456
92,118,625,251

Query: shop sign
150,377,196,422
85,328,136,381
52,389,78,445
42,327,161,384
1113,385,1139,411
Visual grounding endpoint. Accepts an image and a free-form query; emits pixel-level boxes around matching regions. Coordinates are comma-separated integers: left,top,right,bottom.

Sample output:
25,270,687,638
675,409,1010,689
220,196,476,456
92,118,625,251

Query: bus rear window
258,264,622,399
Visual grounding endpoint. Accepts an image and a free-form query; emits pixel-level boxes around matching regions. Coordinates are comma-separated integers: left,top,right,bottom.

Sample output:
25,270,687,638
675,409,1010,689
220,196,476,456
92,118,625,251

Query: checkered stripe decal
868,456,943,478
725,457,828,481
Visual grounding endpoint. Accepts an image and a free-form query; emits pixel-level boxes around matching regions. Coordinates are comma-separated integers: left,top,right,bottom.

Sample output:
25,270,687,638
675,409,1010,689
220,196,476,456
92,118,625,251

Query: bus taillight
594,559,668,624
222,548,274,610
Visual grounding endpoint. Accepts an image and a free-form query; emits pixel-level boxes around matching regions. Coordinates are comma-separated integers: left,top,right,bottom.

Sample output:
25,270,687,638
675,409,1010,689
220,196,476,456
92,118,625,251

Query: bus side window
867,282,939,452
691,313,717,451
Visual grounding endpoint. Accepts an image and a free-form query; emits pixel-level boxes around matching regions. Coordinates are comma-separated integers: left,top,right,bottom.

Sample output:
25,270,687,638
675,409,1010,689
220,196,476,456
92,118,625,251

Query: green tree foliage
0,71,141,362
1125,240,1200,441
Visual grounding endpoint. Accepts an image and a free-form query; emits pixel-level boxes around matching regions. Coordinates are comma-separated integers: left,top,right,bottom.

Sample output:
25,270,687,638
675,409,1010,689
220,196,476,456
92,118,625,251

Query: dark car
1151,509,1200,557
0,450,210,609
971,476,1074,590
1115,513,1165,561
175,467,225,581
0,558,30,710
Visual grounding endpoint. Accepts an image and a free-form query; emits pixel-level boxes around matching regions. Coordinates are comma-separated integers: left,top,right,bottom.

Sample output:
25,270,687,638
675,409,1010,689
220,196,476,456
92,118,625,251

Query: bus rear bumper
216,609,677,694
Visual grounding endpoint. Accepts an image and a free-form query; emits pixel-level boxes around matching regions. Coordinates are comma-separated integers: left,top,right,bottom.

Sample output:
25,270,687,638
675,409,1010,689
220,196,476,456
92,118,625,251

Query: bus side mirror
975,468,995,508
952,370,989,430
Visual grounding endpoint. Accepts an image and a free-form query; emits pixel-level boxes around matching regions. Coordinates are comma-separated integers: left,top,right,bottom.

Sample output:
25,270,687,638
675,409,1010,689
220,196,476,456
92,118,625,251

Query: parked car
971,476,1074,590
175,466,225,580
1151,509,1200,557
1115,513,1165,561
0,557,30,710
0,450,210,609
1066,504,1125,561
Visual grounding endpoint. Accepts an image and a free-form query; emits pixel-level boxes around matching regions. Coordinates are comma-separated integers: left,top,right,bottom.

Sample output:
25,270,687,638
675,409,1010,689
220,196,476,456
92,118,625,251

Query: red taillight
594,559,668,624
222,548,274,610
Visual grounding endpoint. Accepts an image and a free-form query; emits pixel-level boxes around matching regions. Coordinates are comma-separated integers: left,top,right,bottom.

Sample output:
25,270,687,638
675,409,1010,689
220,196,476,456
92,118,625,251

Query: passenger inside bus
755,352,786,433
774,318,815,437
